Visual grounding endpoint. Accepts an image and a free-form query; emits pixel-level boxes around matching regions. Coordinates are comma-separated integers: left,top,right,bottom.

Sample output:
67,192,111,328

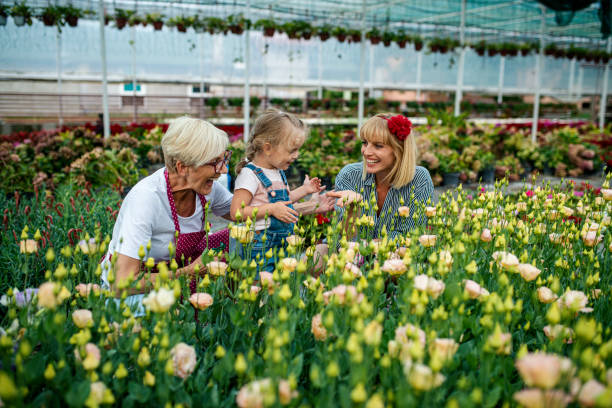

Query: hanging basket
153,21,163,30
396,40,407,49
383,39,392,47
176,24,186,33
229,25,243,34
369,36,380,45
66,16,78,27
263,27,275,37
335,33,346,43
414,42,423,51
42,14,56,26
318,31,330,41
115,17,127,29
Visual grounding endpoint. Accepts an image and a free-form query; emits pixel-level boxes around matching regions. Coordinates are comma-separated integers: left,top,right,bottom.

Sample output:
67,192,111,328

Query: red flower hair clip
382,115,412,141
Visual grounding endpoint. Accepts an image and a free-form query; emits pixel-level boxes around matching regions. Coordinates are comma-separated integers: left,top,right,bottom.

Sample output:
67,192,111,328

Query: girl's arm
230,188,298,224
289,175,324,202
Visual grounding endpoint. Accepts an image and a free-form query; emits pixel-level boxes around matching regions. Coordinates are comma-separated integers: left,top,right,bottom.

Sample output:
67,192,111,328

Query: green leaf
65,380,90,407
288,354,304,378
484,386,502,408
128,381,151,403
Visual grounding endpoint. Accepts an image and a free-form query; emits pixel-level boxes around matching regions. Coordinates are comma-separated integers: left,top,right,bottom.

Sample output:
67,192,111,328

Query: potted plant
38,5,63,27
270,98,286,108
519,42,534,56
192,16,207,33
205,97,222,114
11,2,32,26
437,150,461,186
348,28,361,43
254,18,277,37
250,96,261,112
500,42,519,57
307,99,323,110
544,43,557,57
227,14,250,35
167,16,192,33
316,24,332,41
395,30,409,48
366,28,381,45
62,4,82,27
0,3,8,26
412,35,424,51
332,26,347,43
204,17,226,35
227,97,244,112
472,40,487,56
487,43,499,57
283,20,312,40
146,12,164,30
289,98,303,112
114,9,134,30
379,31,393,47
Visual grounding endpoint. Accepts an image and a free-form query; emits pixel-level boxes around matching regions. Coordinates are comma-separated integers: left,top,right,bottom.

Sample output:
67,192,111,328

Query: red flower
316,214,330,225
385,115,412,141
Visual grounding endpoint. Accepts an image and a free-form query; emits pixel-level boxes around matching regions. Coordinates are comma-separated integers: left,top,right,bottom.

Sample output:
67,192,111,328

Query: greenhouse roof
18,0,608,44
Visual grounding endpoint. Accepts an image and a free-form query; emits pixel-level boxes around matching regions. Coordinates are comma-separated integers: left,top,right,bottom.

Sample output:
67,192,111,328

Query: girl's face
361,137,395,175
267,141,302,170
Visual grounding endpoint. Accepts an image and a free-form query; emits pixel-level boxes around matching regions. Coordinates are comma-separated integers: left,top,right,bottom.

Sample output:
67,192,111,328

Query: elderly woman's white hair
161,116,229,172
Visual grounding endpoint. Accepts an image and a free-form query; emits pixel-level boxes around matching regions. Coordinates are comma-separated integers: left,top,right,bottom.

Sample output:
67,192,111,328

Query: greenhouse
1,0,612,407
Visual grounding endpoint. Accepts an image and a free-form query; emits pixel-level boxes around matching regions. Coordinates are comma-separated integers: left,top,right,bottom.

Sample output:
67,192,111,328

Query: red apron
164,169,229,293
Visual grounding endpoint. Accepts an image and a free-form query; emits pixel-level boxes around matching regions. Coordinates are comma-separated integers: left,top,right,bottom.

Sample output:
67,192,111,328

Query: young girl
231,110,326,272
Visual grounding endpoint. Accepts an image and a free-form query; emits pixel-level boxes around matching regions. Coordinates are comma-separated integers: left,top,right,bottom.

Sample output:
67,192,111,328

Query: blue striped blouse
334,162,434,240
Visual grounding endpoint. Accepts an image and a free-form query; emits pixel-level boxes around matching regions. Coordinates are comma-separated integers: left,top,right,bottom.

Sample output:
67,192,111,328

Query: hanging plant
412,35,424,51
192,16,206,33
113,9,134,30
167,16,193,33
500,42,519,57
38,5,63,28
428,37,458,54
395,30,409,48
11,2,32,26
382,31,394,47
146,12,164,30
316,24,332,41
472,40,487,56
348,29,361,43
254,18,277,37
519,43,534,56
128,14,145,27
0,4,7,26
332,26,347,43
366,28,381,44
62,4,82,27
282,21,312,40
204,17,227,35
226,14,250,35
487,43,500,57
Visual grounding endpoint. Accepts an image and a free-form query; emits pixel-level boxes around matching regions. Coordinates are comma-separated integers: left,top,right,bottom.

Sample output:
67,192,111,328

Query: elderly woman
101,117,232,306
328,113,434,240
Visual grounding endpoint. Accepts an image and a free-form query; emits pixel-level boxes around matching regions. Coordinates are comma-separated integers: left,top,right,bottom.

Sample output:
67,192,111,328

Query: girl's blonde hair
162,116,228,173
360,113,417,188
236,109,307,174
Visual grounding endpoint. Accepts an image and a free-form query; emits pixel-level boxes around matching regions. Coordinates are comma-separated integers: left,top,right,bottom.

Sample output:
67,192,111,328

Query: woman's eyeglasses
205,150,232,173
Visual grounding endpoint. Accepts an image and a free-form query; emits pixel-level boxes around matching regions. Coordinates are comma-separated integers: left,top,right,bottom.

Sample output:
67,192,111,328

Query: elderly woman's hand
326,190,363,208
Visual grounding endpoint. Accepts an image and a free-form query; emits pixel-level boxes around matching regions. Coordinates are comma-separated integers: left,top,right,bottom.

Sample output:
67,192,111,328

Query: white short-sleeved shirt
234,165,287,231
101,167,232,286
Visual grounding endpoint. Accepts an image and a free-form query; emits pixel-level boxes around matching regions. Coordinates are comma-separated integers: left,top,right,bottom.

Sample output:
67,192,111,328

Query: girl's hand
303,175,325,194
269,201,299,223
310,192,336,213
326,190,363,207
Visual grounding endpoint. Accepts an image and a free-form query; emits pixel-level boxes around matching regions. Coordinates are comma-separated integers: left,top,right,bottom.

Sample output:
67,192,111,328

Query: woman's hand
302,175,325,194
312,192,336,213
269,201,299,223
326,190,363,207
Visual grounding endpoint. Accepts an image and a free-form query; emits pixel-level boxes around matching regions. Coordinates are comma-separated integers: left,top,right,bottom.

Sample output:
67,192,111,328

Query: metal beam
99,0,110,140
486,11,555,28
454,0,466,117
414,0,522,23
599,37,611,130
243,0,251,142
531,5,546,143
357,0,366,135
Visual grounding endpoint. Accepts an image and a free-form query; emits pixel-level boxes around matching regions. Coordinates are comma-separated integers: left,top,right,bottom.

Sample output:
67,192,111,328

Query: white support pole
199,32,205,118
416,50,423,101
568,57,576,98
497,56,505,104
243,0,251,142
56,30,63,127
531,5,546,144
131,27,137,122
317,41,323,99
98,0,110,140
368,42,374,95
599,37,611,130
263,48,268,109
357,0,366,134
454,0,466,116
577,66,584,99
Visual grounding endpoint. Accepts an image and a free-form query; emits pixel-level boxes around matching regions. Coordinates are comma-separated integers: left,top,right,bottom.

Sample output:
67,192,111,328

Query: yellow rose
207,261,228,277
72,309,94,329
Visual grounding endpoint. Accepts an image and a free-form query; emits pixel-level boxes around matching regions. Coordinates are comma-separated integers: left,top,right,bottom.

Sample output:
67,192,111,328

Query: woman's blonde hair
236,109,307,174
161,116,228,173
360,113,417,188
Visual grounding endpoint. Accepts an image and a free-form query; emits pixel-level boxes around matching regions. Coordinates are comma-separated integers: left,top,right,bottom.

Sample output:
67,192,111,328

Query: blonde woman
329,113,434,239
101,117,233,310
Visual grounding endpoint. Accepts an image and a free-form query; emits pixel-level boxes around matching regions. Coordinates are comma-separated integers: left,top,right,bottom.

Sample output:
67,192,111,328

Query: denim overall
240,163,295,273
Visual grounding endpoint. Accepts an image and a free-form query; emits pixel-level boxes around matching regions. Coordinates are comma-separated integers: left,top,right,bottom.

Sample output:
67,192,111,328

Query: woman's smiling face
361,137,395,175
